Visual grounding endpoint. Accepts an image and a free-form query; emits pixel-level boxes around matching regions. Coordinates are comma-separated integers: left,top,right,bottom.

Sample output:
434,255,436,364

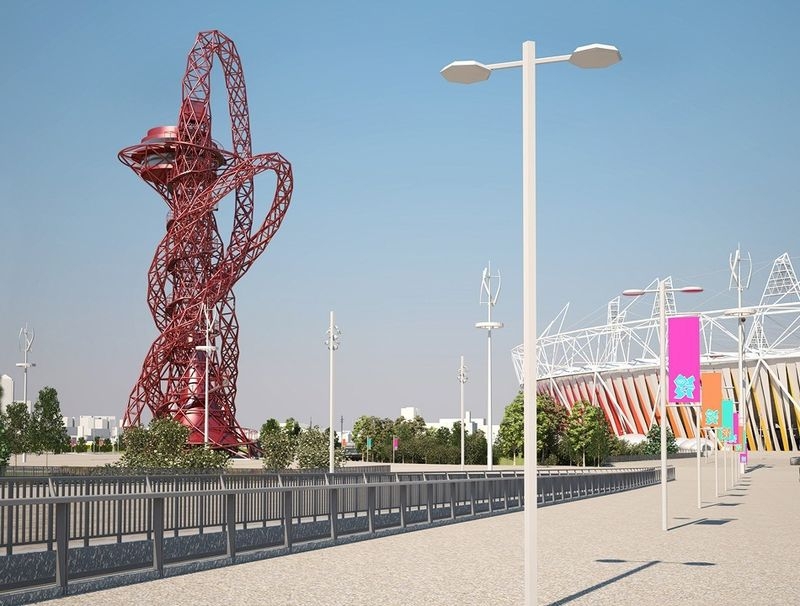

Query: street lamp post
476,264,502,470
194,304,216,448
15,324,36,464
623,281,703,530
325,311,342,474
724,306,756,473
457,356,469,471
442,40,621,605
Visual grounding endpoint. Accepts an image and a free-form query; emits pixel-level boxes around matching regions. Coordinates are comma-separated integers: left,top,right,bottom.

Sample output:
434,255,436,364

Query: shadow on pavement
549,559,717,604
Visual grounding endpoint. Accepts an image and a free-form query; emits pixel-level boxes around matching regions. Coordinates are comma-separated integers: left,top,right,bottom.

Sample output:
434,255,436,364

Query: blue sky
1,1,799,431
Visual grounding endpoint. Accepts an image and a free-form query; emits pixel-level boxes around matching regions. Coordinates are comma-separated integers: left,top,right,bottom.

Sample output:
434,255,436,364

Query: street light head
440,60,492,84
622,289,646,297
569,43,622,69
724,307,757,318
678,286,704,293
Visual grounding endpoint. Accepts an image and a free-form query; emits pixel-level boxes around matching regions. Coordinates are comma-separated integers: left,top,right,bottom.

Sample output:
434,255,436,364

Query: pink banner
730,412,740,444
668,316,701,403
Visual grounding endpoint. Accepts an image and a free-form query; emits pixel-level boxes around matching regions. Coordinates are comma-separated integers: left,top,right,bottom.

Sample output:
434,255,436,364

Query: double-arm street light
623,281,703,529
442,40,621,606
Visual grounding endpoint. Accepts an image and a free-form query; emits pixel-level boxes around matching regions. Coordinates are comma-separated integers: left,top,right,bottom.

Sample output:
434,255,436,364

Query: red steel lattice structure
118,31,292,455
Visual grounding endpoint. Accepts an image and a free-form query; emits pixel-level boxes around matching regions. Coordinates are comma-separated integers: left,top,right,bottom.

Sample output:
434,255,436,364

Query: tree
118,418,230,469
0,409,11,469
259,418,295,470
497,391,524,463
643,423,679,455
464,429,488,465
496,391,568,465
352,415,393,462
296,426,344,469
30,387,70,456
565,401,608,466
5,401,31,464
537,394,568,464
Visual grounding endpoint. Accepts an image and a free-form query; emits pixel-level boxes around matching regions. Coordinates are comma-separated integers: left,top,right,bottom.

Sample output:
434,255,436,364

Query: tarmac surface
27,452,800,605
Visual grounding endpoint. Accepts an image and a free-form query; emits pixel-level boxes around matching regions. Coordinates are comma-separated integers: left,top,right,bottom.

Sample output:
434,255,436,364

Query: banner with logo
701,372,722,427
719,399,735,443
668,316,701,403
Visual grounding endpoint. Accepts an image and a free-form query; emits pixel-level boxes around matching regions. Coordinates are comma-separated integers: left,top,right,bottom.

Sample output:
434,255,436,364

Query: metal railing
0,467,670,601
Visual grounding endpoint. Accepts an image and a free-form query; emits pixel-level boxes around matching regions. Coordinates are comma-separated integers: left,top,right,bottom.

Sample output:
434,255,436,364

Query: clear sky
1,1,799,431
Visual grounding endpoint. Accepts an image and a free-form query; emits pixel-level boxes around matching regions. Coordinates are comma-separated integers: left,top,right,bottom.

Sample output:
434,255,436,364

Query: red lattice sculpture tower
119,31,292,455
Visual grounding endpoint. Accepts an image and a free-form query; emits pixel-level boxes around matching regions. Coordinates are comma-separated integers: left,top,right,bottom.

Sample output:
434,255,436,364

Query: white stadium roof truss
511,253,800,450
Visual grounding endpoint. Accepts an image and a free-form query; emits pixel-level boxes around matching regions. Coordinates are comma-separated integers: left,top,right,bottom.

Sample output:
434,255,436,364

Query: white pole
487,317,494,471
22,348,28,464
460,355,466,471
737,310,746,474
522,39,538,606
329,311,335,474
723,442,728,493
714,428,719,498
204,306,210,448
696,405,701,509
659,279,668,531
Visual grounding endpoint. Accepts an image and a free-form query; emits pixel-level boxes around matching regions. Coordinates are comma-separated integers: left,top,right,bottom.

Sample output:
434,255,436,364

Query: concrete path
41,452,799,605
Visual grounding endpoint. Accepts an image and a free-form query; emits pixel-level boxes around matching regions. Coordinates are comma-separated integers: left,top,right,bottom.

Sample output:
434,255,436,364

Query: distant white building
63,415,122,443
427,410,498,439
400,406,423,421
0,374,13,413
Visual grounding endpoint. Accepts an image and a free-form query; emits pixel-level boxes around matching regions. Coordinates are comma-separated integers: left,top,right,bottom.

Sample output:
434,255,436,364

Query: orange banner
701,372,723,427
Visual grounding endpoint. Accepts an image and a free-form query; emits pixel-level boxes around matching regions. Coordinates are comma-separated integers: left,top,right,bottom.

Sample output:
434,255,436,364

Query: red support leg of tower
118,31,293,456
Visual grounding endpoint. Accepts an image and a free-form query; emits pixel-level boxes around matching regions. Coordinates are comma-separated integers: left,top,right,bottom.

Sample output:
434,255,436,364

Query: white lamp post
457,356,469,471
15,324,36,464
724,306,756,473
475,264,502,470
623,281,703,530
194,304,216,448
325,311,342,474
442,40,621,605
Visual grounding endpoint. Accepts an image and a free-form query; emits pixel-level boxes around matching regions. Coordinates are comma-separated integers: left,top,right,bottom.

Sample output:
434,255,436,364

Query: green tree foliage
296,426,344,469
0,409,11,468
496,391,568,464
30,387,70,455
118,418,230,469
352,415,393,462
464,428,488,465
565,401,610,466
5,401,31,463
497,391,524,462
259,418,296,470
643,423,679,455
74,437,88,453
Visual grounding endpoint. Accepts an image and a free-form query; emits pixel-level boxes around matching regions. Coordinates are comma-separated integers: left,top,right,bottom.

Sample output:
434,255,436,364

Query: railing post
283,490,293,550
503,477,509,510
367,485,376,533
488,479,494,512
152,497,164,577
225,493,236,561
55,502,69,593
469,479,476,516
83,479,90,548
450,481,456,520
399,483,407,528
426,482,434,524
329,488,339,541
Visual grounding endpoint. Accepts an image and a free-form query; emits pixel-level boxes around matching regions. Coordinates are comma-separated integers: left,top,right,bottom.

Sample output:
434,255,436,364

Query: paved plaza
32,452,800,605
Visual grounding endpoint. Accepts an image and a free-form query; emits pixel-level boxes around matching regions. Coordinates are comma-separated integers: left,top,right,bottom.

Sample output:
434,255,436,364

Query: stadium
512,252,800,451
